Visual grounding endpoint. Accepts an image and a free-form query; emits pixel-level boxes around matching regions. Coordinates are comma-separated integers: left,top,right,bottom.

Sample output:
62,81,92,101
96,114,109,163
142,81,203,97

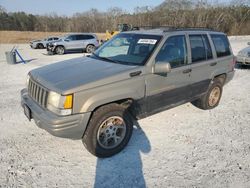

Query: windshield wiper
92,53,119,64
91,53,138,66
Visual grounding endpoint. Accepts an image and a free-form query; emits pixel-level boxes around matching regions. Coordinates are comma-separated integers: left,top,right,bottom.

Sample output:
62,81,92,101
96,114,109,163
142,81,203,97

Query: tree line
0,0,249,35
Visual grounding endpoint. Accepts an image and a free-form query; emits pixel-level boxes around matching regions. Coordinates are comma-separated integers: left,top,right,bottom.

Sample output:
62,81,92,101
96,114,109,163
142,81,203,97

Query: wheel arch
36,43,44,48
213,73,227,85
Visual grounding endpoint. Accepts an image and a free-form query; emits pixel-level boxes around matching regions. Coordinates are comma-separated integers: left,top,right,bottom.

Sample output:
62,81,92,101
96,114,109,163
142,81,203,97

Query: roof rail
165,27,214,32
139,25,215,32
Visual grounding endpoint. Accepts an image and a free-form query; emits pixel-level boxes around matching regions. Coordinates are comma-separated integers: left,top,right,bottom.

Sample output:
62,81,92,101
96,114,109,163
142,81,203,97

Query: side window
76,35,95,40
211,34,231,57
190,35,213,63
85,35,95,40
47,38,52,41
54,37,59,40
156,35,187,68
76,35,85,40
66,35,76,41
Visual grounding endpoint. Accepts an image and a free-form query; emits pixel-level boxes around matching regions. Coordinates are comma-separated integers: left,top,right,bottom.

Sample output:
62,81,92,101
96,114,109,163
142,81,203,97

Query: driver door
145,35,192,115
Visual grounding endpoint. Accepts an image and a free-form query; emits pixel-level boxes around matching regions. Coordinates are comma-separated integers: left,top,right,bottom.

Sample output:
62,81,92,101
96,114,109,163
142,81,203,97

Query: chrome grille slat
30,81,34,98
28,79,48,108
39,88,43,105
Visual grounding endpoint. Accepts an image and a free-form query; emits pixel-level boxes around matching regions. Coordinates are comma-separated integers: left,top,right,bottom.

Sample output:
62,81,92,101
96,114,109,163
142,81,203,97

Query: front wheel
86,45,95,53
55,46,65,55
82,103,133,158
191,79,223,110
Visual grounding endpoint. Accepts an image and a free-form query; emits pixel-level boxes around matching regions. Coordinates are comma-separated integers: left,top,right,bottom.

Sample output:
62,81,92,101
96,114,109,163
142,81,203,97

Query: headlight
47,91,73,116
26,74,30,87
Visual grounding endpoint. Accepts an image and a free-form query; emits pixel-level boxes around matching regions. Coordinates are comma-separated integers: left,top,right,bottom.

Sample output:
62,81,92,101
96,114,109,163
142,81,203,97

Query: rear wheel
82,103,133,158
191,79,223,110
37,43,44,49
55,46,65,55
86,44,95,53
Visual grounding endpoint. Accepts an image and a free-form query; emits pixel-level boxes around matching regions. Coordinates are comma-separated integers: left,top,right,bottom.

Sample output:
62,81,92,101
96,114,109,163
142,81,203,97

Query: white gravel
0,37,250,188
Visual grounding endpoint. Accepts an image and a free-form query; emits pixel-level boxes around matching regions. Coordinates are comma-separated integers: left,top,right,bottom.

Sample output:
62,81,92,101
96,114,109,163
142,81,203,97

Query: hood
30,57,139,94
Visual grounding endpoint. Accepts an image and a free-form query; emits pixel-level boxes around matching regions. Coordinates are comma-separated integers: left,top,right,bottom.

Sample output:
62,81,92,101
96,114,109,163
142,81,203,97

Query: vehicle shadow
94,121,151,188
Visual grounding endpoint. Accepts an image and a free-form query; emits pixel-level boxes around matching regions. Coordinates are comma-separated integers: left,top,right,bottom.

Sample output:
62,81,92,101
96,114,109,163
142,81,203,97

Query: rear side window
76,35,95,40
85,35,95,40
211,34,231,57
189,34,213,63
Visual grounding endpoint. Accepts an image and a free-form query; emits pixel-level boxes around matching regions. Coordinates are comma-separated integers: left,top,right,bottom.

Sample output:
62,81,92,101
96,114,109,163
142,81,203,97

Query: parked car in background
47,33,99,54
21,28,235,157
30,37,60,49
236,42,250,67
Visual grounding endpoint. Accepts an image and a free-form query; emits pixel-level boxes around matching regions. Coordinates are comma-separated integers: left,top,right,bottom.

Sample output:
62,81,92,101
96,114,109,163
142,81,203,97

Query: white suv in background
47,33,99,54
30,36,60,49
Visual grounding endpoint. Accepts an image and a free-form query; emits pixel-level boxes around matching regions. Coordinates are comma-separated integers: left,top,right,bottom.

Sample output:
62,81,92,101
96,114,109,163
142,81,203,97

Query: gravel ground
0,36,250,188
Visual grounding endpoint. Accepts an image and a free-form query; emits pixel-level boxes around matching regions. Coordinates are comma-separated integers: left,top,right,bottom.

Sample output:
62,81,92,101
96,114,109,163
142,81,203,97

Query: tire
82,103,133,158
55,46,65,55
37,43,44,49
191,79,223,110
86,44,95,53
235,62,242,69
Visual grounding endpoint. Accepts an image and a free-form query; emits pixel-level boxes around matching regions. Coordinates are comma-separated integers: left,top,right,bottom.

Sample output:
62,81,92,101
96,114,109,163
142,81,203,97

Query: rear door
145,34,192,114
188,34,216,98
210,34,234,73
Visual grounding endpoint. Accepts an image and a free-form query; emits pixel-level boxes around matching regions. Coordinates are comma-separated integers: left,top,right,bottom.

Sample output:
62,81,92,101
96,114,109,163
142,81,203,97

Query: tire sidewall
86,45,95,53
83,105,133,157
56,46,64,55
37,43,44,49
205,80,223,109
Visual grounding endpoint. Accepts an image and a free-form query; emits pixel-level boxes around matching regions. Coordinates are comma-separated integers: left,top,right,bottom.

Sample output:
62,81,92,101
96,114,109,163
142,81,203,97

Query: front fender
73,77,145,113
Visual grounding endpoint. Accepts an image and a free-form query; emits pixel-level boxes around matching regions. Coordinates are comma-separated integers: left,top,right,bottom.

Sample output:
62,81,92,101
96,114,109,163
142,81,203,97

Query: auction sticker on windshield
138,39,157,44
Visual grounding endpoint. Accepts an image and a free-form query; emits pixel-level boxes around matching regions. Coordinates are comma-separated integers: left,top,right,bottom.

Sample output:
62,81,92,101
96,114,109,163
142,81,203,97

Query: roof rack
139,25,215,32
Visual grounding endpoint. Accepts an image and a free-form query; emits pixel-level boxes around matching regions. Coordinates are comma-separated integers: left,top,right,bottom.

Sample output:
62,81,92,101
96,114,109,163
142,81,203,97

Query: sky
0,0,165,16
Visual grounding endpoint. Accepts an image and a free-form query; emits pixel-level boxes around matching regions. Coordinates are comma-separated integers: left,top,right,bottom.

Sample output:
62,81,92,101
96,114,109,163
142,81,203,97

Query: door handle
210,62,217,66
183,69,192,74
130,71,142,77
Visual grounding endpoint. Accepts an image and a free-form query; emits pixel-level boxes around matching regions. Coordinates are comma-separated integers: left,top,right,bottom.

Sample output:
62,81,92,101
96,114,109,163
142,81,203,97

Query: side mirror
64,39,69,42
247,42,250,45
154,61,171,74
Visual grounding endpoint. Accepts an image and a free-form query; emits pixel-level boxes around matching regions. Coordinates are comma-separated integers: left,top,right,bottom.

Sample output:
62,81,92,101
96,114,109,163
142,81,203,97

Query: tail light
230,56,236,71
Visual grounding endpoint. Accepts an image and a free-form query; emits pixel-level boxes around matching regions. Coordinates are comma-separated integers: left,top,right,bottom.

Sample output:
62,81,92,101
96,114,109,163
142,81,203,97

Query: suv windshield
93,33,162,65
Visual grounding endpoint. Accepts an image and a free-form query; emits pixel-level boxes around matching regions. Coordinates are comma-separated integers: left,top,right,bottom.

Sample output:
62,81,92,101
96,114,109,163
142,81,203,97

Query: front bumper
30,43,36,48
236,56,250,65
21,89,91,139
47,45,56,52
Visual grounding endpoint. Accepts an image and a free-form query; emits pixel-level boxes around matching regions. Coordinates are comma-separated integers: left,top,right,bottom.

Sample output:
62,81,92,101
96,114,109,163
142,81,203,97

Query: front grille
28,79,48,108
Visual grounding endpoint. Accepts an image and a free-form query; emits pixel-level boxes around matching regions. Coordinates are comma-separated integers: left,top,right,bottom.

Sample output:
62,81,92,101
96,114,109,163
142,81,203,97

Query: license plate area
24,105,32,121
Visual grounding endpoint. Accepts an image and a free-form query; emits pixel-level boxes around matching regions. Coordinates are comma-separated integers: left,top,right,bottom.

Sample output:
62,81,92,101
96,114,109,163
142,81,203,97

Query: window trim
189,34,214,64
155,34,188,69
210,34,231,58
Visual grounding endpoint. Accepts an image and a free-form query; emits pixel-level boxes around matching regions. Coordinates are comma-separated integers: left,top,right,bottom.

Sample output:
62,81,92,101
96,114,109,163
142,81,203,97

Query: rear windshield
211,34,231,58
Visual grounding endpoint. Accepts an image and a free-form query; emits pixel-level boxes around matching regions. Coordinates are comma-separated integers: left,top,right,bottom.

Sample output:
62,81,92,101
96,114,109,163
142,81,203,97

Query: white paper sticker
138,39,157,44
